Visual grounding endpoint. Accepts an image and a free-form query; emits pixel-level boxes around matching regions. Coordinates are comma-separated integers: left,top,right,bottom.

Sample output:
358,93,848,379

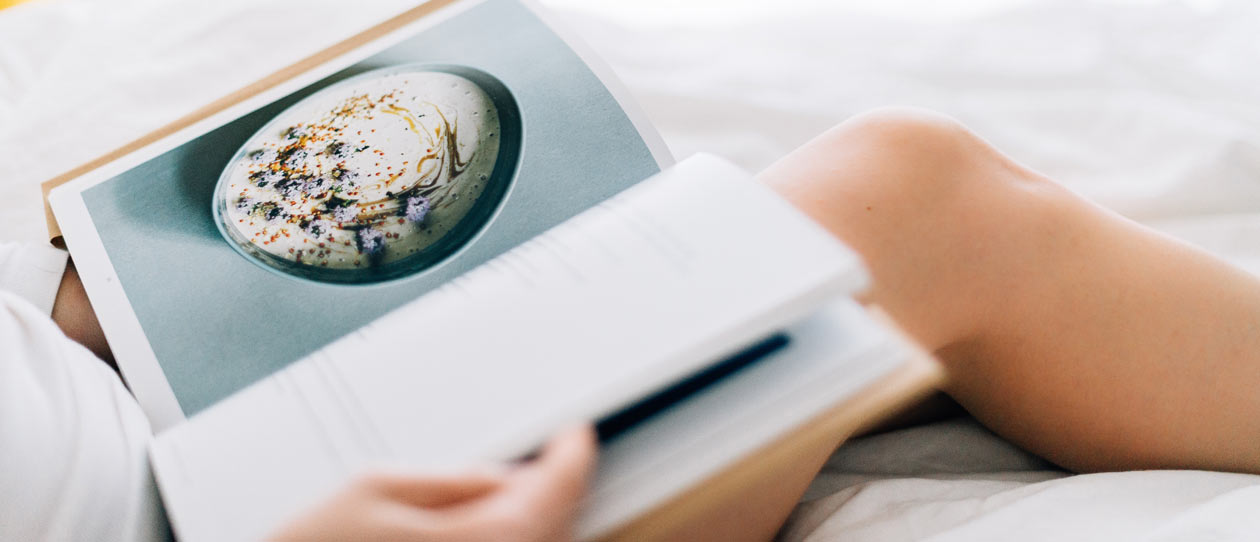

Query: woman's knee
760,107,1074,347
761,107,1038,247
817,107,1026,200
827,106,977,163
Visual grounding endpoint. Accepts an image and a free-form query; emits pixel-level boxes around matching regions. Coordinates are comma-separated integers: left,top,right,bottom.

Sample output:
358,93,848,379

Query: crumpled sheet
4,0,1260,540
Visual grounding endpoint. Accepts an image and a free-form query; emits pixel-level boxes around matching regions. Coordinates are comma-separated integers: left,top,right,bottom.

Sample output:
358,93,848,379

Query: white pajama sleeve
0,241,171,542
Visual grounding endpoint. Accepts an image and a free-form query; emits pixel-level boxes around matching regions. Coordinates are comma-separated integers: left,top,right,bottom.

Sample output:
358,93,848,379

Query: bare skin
48,106,1260,539
51,259,114,367
759,107,1260,474
270,425,597,542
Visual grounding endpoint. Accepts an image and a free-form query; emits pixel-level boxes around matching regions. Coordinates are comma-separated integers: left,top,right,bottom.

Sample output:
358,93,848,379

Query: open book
43,1,941,540
147,154,921,540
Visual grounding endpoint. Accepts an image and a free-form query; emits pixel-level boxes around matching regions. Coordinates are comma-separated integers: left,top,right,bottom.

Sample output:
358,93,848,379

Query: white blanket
4,0,1260,540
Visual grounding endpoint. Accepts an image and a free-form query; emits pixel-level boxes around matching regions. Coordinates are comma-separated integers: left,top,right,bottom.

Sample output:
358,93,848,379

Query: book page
150,154,868,541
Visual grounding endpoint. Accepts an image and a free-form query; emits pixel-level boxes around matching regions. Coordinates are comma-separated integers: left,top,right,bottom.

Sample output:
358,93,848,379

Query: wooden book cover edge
38,0,461,244
601,307,946,542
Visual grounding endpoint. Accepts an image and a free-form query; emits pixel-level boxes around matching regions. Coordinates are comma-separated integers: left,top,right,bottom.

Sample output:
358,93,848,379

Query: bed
4,0,1260,539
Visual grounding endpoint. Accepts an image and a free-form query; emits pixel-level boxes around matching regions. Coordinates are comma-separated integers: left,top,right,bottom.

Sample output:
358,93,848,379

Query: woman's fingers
441,424,596,542
271,427,598,541
360,468,507,509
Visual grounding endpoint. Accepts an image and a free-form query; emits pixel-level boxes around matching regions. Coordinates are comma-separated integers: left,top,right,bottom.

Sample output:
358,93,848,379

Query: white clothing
0,242,170,542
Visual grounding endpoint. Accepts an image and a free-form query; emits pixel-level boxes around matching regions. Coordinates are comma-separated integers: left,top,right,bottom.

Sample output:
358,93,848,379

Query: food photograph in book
215,64,519,285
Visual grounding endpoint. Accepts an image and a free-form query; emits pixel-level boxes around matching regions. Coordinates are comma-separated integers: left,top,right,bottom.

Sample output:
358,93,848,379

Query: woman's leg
760,107,1260,473
670,107,1260,542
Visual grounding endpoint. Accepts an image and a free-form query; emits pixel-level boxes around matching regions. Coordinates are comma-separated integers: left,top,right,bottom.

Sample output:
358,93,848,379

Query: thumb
510,424,599,511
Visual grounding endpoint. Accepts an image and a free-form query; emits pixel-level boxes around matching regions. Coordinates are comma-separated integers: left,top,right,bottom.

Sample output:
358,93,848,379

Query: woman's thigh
760,107,1260,473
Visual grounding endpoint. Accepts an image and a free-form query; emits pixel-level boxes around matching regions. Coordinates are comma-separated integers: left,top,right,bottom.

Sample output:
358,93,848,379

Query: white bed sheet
4,0,1260,540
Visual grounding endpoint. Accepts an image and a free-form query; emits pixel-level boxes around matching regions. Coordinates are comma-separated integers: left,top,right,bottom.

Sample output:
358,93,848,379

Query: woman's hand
271,425,598,542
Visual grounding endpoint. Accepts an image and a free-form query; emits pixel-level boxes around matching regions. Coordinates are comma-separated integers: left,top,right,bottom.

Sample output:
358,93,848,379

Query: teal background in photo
82,0,663,416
